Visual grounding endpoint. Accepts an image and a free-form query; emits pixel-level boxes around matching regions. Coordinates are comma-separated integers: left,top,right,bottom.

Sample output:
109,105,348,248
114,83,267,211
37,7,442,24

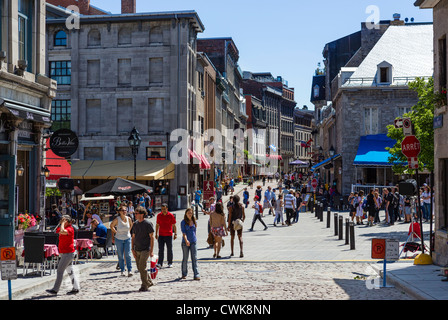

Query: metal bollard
314,202,319,218
349,222,355,250
320,203,324,222
334,213,338,236
327,208,331,228
345,218,350,245
338,215,343,240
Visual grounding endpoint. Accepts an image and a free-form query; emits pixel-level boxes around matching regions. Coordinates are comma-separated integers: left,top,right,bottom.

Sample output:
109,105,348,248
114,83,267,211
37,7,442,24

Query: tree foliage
386,77,435,174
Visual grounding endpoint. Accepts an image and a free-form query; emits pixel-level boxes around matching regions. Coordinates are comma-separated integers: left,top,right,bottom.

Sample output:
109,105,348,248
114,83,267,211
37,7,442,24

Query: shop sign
50,129,79,157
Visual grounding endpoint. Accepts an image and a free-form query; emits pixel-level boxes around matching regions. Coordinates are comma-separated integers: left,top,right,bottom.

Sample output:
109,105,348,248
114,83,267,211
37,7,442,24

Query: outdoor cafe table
75,239,93,251
44,244,59,258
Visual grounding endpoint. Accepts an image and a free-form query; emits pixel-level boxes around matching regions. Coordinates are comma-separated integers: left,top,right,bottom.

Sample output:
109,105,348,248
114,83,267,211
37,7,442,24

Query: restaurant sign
50,129,79,158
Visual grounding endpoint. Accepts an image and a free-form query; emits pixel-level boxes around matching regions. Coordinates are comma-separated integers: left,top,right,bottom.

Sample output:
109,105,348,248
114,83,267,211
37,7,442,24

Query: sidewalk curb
369,263,434,300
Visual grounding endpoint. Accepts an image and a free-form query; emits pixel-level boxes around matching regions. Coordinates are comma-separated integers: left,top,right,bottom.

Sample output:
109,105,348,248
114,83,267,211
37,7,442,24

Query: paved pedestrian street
18,181,422,302
24,261,411,301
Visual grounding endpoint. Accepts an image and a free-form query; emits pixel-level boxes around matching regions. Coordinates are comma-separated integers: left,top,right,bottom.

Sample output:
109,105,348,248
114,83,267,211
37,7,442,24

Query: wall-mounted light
17,164,24,177
43,166,50,178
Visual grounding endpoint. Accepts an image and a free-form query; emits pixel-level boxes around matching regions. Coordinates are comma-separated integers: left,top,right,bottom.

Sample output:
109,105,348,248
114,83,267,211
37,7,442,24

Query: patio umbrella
84,178,153,197
289,159,308,166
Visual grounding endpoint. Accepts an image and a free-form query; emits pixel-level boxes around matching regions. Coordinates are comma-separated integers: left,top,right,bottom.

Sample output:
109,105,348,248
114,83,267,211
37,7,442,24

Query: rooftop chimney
122,0,136,14
391,13,405,26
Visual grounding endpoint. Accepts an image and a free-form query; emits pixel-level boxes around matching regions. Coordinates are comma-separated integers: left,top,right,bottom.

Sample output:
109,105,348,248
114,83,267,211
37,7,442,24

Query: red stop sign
311,179,318,189
401,135,421,158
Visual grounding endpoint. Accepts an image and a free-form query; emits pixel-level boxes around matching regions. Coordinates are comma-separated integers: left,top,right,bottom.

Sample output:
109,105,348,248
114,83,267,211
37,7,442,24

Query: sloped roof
344,24,433,86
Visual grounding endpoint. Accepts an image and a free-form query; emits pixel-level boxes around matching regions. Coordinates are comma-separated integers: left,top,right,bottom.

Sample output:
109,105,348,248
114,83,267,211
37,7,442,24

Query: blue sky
91,0,433,110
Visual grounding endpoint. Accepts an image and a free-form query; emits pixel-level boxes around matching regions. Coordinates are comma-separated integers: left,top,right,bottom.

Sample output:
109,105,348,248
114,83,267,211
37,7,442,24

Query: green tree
386,77,436,174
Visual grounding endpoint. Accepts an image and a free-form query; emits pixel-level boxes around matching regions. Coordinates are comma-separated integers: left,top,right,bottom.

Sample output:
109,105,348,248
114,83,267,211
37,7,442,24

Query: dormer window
377,61,392,84
54,30,67,47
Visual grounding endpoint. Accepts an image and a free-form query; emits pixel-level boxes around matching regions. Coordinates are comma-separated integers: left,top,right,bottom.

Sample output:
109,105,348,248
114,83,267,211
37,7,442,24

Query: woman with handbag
210,202,228,259
227,195,245,258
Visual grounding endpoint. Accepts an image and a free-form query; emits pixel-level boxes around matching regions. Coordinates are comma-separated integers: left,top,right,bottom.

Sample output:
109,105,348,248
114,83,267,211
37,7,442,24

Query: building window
18,0,33,72
377,61,392,84
364,107,379,135
50,61,71,85
54,30,67,47
146,147,166,160
439,36,447,92
84,147,103,160
380,68,389,83
51,100,71,131
88,29,101,47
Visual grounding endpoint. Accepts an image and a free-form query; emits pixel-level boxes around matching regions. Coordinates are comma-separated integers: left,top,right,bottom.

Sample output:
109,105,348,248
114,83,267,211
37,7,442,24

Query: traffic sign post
371,239,398,288
1,247,17,300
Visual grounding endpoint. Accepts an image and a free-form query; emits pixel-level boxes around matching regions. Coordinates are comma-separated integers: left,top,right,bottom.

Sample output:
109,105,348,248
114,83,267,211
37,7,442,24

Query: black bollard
314,202,318,218
327,208,331,228
334,213,338,236
338,215,343,240
320,203,324,222
349,222,355,250
345,218,350,245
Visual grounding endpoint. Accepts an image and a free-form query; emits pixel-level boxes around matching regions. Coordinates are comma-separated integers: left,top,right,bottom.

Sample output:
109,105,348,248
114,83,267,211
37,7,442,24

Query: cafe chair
44,233,60,274
23,235,47,277
97,229,116,257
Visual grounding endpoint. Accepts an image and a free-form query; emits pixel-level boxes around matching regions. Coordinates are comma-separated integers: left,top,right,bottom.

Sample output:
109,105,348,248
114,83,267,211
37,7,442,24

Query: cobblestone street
24,261,411,300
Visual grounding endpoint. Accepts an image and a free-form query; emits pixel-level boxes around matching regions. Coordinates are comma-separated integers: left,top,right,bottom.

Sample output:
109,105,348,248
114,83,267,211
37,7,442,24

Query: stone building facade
416,0,448,266
46,3,205,209
0,0,57,247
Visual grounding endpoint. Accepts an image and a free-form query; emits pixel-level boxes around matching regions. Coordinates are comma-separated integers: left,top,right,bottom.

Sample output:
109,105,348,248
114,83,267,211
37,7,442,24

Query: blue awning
311,154,341,171
353,134,396,167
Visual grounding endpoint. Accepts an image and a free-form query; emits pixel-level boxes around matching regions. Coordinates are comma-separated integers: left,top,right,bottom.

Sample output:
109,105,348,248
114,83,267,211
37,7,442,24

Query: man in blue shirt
263,186,275,215
194,188,203,210
91,219,108,245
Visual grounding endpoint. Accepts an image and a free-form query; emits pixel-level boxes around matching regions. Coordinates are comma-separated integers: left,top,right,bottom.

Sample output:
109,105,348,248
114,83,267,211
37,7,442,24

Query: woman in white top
110,204,134,276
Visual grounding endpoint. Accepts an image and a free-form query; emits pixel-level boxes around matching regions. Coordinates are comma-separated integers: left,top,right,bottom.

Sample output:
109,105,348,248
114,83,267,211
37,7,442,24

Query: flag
269,144,277,152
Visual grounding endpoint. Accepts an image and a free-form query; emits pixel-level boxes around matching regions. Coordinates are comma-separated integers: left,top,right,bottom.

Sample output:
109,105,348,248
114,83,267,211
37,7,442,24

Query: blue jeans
423,203,431,220
181,242,199,278
115,238,132,272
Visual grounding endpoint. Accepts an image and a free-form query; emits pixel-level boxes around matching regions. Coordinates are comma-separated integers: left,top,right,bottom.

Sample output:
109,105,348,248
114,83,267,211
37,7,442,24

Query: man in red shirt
155,203,177,268
46,215,80,295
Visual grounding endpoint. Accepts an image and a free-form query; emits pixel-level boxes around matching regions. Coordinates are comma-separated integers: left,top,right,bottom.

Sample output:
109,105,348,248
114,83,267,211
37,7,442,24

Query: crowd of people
44,174,434,295
347,184,434,227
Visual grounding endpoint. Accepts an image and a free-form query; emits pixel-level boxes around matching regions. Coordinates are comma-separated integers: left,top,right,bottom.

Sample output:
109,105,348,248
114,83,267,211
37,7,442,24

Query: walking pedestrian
293,191,303,223
355,190,365,225
249,196,268,231
243,188,250,208
110,204,134,277
366,189,376,226
210,202,228,258
273,194,284,226
348,192,356,222
180,208,200,280
403,195,412,223
284,189,296,226
227,194,245,258
374,191,382,224
46,215,80,295
131,206,155,292
421,185,431,222
155,203,177,268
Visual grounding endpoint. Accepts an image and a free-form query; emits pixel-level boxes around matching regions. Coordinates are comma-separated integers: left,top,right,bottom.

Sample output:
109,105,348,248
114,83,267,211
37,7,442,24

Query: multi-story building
415,0,448,266
0,0,57,247
318,18,433,195
45,1,205,209
293,106,313,165
242,72,296,173
197,38,247,179
245,94,267,177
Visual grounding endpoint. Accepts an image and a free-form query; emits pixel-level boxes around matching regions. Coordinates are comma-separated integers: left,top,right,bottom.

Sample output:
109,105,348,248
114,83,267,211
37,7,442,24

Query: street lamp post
128,127,141,182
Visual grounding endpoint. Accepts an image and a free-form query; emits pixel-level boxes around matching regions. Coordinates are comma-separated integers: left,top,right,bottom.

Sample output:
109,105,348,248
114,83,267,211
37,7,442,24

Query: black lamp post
128,127,141,181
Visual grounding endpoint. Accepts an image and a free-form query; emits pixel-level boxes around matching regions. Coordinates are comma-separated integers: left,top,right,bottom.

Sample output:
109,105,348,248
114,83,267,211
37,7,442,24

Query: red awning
266,154,283,160
45,139,71,181
200,155,211,170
